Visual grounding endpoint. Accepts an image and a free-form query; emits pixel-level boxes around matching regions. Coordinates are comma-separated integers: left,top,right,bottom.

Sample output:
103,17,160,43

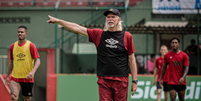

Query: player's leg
113,81,128,101
163,82,168,101
97,78,113,101
20,82,34,101
164,91,168,101
167,85,177,101
10,80,21,101
157,89,162,101
23,96,31,101
169,90,177,101
177,85,186,101
156,82,162,101
178,90,185,101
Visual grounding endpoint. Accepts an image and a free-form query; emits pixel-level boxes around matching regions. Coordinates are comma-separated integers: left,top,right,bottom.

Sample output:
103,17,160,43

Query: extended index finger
48,15,52,18
132,90,136,96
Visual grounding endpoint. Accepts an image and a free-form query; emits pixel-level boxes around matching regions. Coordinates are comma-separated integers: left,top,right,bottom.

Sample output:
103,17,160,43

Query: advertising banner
129,76,201,101
57,75,201,101
152,0,201,14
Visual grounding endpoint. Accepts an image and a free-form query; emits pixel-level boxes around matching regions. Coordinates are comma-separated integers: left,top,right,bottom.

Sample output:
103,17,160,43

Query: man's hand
26,72,34,79
4,76,9,86
47,15,60,24
131,83,138,96
159,80,163,87
179,77,184,85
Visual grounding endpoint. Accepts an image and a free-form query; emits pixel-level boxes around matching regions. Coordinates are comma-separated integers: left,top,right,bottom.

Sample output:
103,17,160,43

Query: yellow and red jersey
10,40,40,83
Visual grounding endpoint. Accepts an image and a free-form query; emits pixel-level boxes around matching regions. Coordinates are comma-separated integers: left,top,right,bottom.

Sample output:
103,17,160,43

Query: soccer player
153,45,168,101
5,26,40,101
160,38,189,101
47,8,138,101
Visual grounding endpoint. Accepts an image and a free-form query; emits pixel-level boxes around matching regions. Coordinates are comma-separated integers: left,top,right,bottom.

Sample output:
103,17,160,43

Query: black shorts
167,84,186,92
19,82,34,96
157,82,162,89
157,82,168,92
163,82,168,92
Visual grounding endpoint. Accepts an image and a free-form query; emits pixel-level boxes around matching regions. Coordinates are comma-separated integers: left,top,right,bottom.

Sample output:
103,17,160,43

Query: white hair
103,16,123,31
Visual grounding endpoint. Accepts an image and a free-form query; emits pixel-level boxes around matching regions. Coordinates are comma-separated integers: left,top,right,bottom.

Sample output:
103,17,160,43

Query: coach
47,8,138,101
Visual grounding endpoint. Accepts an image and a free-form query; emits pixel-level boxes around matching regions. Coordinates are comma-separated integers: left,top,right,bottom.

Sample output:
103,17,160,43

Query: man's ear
118,17,121,22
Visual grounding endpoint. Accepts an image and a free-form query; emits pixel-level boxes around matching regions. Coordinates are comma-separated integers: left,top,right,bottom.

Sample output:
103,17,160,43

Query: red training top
164,51,189,85
155,56,168,82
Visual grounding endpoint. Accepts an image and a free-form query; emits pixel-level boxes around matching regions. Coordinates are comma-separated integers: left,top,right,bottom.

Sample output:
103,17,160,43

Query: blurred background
0,0,200,101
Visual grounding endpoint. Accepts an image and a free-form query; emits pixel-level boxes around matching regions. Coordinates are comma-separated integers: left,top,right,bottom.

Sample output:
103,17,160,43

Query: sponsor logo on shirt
173,60,181,67
170,56,172,59
105,38,119,48
16,53,25,61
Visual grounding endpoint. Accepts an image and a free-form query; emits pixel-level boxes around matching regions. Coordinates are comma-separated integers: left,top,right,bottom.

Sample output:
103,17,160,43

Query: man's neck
18,39,27,44
108,27,118,32
172,49,180,53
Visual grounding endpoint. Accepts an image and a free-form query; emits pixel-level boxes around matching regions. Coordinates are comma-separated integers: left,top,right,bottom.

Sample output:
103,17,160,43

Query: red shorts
11,76,34,83
97,78,128,101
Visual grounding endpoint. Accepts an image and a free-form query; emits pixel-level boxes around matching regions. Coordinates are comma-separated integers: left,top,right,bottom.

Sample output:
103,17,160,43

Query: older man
47,8,138,101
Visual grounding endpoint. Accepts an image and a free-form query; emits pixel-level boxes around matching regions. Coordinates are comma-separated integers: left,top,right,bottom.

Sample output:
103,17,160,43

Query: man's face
160,46,168,56
17,28,27,40
106,13,120,28
171,39,180,50
191,41,195,46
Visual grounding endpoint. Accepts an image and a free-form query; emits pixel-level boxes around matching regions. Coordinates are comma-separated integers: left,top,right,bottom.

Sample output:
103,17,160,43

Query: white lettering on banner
152,0,199,14
185,82,195,99
195,82,201,99
131,81,201,100
131,81,144,99
150,86,157,99
144,81,151,99
157,0,181,10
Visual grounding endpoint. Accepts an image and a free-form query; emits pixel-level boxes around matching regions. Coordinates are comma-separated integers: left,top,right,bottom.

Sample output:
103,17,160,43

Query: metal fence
0,55,8,74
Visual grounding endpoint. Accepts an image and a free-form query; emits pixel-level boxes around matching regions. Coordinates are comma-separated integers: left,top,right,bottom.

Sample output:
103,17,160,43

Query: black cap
103,8,121,17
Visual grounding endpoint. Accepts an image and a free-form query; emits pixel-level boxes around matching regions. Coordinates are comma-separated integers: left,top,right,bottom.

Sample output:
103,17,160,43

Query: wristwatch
132,80,138,84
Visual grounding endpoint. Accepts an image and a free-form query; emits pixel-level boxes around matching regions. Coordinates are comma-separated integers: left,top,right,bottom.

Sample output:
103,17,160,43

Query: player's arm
153,67,158,85
6,60,13,78
27,44,41,79
47,15,88,36
5,60,13,85
26,58,40,79
159,63,167,87
179,66,189,85
182,66,189,79
160,63,167,81
32,58,41,74
129,53,138,96
179,54,189,84
5,45,14,85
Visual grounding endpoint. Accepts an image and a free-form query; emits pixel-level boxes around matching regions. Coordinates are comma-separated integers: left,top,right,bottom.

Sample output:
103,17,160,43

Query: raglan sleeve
30,43,40,59
87,28,103,48
124,31,135,55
